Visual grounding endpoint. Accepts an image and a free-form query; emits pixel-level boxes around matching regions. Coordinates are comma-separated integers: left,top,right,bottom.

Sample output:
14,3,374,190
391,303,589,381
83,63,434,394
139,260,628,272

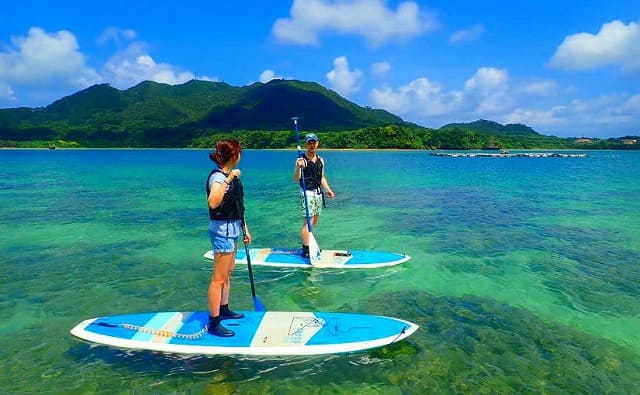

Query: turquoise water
1,149,639,394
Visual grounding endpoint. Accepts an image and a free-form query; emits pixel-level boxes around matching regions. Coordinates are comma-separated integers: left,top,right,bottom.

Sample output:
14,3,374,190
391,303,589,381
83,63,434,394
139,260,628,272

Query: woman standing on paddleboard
206,139,251,337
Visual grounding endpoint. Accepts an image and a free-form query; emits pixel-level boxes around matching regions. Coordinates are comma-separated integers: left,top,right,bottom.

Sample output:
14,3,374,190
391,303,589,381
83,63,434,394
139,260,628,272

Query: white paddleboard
203,248,410,268
70,311,419,356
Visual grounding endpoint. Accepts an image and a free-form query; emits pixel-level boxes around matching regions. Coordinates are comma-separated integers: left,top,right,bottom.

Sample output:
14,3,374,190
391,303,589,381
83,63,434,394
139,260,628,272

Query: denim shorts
209,230,237,253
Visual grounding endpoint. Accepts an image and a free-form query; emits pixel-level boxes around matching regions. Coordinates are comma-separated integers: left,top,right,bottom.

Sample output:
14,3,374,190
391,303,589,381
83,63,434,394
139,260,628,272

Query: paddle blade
308,232,322,265
253,296,267,312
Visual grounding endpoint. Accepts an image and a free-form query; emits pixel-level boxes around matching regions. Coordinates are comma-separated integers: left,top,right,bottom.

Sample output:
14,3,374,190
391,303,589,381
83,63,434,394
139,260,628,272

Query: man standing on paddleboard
293,133,335,258
206,139,251,337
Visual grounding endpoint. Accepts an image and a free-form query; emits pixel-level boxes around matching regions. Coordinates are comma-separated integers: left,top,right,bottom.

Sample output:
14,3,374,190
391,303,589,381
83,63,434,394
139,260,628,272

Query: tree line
2,124,637,150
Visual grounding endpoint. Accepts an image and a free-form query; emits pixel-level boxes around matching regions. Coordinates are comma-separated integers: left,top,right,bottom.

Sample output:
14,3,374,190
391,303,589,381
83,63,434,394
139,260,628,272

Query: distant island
0,79,637,150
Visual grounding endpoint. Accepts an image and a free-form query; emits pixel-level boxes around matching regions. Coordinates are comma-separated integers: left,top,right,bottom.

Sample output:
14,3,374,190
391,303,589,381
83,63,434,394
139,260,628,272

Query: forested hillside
0,79,637,150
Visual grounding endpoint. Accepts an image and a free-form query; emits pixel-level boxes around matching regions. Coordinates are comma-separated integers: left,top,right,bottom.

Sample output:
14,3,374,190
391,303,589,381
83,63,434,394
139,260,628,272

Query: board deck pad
70,311,419,356
203,248,410,268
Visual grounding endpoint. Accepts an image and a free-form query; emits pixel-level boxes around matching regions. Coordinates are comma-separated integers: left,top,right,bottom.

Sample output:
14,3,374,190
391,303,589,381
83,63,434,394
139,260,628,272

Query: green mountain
0,79,407,146
440,119,540,136
1,80,637,150
195,79,403,131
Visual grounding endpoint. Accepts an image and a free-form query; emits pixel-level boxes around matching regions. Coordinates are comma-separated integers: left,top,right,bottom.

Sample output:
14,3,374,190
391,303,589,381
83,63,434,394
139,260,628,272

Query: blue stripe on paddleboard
88,312,158,340
163,311,210,344
263,249,404,265
265,249,310,264
348,250,404,265
85,312,267,347
130,312,178,341
306,313,407,345
236,249,246,260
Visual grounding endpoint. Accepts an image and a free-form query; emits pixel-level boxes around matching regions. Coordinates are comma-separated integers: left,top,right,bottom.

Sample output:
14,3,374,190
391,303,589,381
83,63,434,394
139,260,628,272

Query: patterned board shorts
300,190,323,217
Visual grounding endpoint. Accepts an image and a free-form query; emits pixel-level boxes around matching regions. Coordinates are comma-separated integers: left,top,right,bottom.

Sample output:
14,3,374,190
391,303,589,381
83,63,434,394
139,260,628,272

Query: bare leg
208,251,235,316
301,220,310,245
207,250,237,337
220,277,231,306
301,215,320,243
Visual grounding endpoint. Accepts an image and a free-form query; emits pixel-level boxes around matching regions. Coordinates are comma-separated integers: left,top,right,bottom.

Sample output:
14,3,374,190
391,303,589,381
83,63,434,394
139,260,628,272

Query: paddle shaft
234,188,265,311
241,218,265,311
242,226,257,298
292,117,314,233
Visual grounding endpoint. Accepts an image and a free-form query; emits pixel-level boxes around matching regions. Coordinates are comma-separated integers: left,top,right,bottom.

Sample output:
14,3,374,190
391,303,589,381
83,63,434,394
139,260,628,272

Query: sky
1,0,639,138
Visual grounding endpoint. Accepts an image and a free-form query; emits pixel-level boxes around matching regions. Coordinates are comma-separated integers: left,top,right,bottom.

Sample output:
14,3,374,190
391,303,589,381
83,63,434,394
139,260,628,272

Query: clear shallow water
1,149,639,394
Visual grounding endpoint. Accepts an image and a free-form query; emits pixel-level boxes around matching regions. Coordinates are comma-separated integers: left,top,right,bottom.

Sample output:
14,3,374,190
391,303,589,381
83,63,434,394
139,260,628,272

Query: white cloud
370,68,640,136
547,95,640,134
0,27,100,87
502,106,568,128
0,82,16,101
273,0,438,46
586,94,640,121
521,80,558,96
326,56,362,97
449,24,484,44
97,27,218,86
367,67,628,136
370,68,513,120
102,42,194,88
370,77,464,116
622,94,640,114
370,61,391,76
550,20,640,73
464,67,508,92
464,67,511,114
259,69,281,83
97,27,137,45
0,27,216,107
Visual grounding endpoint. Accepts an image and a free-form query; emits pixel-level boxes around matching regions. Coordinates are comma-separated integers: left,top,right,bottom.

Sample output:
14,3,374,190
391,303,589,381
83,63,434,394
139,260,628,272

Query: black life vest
299,154,323,191
206,168,244,221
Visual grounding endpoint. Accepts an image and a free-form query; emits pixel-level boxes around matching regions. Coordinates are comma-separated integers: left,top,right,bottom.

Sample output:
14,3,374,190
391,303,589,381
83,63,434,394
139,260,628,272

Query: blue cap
305,133,318,143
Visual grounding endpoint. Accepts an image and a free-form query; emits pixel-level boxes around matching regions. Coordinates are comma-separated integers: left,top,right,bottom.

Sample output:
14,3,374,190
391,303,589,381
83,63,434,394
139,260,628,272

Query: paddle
236,197,266,312
292,117,322,265
242,222,266,311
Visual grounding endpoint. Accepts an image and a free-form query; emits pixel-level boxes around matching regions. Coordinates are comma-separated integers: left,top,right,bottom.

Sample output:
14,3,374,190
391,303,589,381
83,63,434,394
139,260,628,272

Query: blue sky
1,0,638,138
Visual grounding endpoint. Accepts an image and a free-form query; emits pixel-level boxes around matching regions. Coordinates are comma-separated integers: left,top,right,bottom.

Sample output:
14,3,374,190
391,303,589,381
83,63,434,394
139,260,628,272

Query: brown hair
209,139,242,166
